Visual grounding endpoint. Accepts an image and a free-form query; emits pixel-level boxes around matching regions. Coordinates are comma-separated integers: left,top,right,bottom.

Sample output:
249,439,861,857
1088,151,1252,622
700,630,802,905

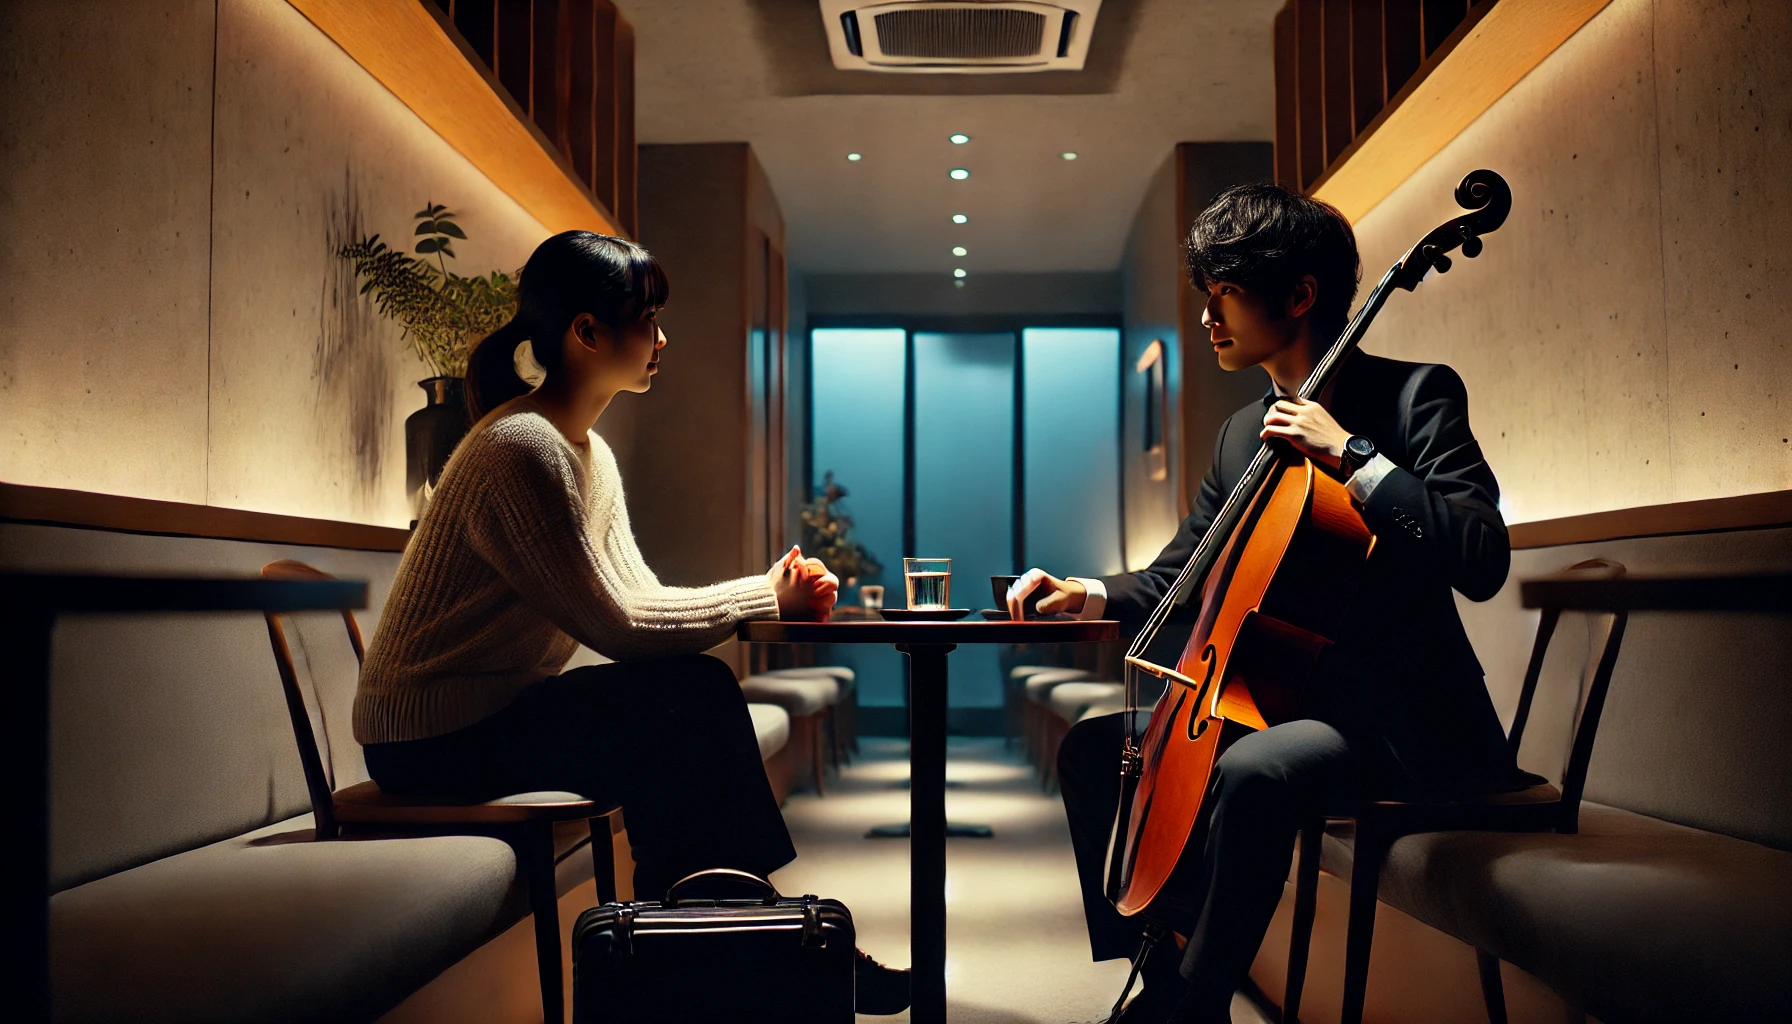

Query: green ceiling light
1061,151,1078,160
952,246,967,257
949,168,970,180
847,152,863,161
949,133,971,144
952,213,968,224
953,268,967,278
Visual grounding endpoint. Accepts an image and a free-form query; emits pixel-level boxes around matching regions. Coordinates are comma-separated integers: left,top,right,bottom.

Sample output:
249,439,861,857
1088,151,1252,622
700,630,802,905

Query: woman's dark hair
465,230,669,421
1184,183,1361,334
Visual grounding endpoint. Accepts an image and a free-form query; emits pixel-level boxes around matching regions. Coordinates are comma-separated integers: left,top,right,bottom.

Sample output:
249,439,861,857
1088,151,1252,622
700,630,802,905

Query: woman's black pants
364,653,797,900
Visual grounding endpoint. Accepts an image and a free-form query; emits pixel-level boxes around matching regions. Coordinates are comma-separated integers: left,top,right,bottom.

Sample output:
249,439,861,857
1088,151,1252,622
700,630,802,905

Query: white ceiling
625,0,1280,275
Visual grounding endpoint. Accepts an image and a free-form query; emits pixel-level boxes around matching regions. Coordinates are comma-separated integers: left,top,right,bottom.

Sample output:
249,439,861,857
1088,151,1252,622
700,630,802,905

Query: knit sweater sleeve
462,419,779,660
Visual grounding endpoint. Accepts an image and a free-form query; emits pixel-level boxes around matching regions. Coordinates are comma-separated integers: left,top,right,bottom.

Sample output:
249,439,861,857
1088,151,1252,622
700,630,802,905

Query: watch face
1346,435,1375,460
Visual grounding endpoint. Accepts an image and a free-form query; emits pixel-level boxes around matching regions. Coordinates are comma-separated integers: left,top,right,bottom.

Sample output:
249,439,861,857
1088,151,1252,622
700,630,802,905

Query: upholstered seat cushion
1316,802,1792,1023
740,674,837,715
757,666,856,695
1047,681,1126,722
1011,664,1082,681
748,702,791,760
1022,668,1094,702
51,815,522,1024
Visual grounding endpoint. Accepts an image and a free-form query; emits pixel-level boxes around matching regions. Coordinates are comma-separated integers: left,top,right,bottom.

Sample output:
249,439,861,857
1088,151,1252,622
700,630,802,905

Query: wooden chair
1281,558,1630,1024
260,560,620,1024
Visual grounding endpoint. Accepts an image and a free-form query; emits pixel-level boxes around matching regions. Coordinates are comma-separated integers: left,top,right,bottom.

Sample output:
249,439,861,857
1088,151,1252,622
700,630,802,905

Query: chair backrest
261,559,367,838
1506,557,1629,833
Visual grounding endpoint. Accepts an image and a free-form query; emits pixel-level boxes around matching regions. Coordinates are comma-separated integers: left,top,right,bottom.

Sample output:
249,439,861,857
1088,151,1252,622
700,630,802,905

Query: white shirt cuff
1067,576,1108,620
1345,452,1397,503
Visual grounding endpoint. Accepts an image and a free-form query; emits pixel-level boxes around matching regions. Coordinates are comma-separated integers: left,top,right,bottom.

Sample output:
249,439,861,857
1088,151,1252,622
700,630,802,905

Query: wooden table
2,573,368,1024
741,618,1120,1024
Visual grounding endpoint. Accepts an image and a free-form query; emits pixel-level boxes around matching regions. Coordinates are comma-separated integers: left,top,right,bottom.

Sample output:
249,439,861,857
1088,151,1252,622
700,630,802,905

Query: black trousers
1060,712,1397,1021
364,653,798,900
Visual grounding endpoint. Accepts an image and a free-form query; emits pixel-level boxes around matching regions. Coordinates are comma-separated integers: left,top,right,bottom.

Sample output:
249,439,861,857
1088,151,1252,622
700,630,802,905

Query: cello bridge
1125,655,1201,691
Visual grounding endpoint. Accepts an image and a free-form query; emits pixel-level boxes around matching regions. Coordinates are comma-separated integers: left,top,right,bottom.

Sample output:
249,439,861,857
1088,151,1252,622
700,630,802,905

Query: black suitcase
572,868,855,1023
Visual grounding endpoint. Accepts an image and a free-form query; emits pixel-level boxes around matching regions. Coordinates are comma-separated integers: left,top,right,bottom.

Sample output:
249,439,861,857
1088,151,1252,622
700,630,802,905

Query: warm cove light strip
1312,0,1614,225
287,0,624,237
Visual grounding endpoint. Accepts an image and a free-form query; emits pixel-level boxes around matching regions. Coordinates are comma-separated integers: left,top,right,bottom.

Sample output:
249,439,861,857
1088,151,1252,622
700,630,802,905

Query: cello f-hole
1185,645,1218,741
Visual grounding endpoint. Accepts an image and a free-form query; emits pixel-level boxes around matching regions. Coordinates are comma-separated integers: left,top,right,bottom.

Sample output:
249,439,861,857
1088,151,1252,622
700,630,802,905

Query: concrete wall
1348,0,1791,526
0,0,548,527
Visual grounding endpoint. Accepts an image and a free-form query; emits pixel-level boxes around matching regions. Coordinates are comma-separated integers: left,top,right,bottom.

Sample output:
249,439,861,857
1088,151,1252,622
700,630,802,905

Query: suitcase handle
663,868,781,906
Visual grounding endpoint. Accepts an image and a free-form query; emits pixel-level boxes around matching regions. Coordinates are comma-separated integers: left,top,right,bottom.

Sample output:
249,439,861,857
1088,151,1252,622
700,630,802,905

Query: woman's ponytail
463,231,669,423
465,316,532,422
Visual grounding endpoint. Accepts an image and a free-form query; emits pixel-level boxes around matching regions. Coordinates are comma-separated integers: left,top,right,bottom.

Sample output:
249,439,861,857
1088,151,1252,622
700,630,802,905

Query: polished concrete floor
767,736,1274,1024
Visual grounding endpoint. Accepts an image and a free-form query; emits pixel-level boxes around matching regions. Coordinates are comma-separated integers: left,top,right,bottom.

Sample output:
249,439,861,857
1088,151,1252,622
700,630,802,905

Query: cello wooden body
1113,459,1373,916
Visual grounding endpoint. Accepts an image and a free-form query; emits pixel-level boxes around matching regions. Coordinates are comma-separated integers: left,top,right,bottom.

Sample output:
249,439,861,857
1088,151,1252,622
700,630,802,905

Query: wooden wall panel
1295,0,1325,186
1382,0,1422,98
592,3,619,214
616,20,637,238
566,0,596,188
1422,0,1467,56
1322,0,1354,165
1273,6,1299,187
494,0,531,109
1350,0,1384,134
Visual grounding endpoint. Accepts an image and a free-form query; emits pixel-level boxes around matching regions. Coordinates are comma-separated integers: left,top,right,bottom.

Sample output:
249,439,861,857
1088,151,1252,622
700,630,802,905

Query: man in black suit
1007,183,1522,1023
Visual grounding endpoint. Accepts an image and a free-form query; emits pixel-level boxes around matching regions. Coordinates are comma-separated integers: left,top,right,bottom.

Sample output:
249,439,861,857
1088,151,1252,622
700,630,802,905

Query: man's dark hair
1184,183,1361,334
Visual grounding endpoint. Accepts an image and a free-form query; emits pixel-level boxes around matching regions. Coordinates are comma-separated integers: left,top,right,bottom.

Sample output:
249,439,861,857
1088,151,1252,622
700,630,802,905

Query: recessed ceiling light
952,213,968,224
1061,151,1078,160
949,133,971,145
847,152,862,161
949,168,970,180
952,246,967,257
953,268,967,278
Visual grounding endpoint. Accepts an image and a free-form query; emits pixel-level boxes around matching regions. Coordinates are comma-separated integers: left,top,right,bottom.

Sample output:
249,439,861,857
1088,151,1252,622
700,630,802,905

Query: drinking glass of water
903,558,952,610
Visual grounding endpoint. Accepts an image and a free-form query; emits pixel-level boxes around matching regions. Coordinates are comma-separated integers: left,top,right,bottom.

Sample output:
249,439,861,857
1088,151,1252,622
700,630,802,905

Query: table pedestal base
899,642,953,1024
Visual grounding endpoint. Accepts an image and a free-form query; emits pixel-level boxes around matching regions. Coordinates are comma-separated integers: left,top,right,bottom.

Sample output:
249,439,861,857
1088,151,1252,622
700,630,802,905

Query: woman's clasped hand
767,545,839,621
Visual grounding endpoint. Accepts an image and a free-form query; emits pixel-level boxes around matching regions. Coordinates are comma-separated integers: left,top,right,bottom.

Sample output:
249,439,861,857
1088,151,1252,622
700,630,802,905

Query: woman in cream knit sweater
353,233,907,1008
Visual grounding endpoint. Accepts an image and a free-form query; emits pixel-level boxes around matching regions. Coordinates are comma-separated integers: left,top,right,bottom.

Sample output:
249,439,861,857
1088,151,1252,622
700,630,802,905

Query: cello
1104,170,1514,921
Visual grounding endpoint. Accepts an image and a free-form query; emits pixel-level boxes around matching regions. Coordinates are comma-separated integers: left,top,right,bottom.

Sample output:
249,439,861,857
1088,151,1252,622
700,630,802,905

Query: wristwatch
1341,434,1377,475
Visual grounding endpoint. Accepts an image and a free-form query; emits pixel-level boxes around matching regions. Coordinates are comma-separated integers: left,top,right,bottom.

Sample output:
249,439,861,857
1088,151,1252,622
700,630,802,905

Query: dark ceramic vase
405,376,471,524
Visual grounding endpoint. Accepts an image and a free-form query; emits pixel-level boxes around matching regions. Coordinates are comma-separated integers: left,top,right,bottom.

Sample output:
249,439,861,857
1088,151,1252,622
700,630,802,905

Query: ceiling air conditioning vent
821,1,1102,74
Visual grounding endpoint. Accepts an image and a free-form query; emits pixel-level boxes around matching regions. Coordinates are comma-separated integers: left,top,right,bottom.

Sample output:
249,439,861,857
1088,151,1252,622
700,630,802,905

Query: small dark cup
990,575,1044,617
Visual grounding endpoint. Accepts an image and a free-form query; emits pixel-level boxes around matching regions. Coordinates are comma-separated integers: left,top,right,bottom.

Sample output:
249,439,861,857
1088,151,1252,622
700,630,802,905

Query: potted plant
798,472,884,593
340,203,518,519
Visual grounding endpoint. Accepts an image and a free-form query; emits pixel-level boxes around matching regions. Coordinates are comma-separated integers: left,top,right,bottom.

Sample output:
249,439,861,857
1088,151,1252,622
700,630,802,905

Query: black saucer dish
879,608,971,622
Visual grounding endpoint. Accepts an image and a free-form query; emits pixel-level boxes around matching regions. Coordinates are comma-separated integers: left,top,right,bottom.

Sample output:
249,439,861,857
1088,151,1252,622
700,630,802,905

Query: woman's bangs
625,247,669,320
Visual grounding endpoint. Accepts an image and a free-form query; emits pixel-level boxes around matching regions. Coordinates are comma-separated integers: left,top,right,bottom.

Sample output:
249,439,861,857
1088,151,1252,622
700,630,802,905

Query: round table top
739,617,1120,645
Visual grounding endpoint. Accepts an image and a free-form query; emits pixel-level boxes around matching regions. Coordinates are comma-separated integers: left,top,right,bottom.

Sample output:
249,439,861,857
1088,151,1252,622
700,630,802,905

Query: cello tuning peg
1462,236,1483,258
1433,252,1453,273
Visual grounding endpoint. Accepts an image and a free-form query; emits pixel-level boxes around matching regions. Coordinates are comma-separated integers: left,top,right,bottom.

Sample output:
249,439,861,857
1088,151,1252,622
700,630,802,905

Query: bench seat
1316,802,1792,1023
748,702,791,761
51,815,528,1024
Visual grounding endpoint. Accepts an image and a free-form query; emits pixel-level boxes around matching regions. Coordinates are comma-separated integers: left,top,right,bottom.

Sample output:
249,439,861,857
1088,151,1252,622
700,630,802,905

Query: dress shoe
855,948,910,1014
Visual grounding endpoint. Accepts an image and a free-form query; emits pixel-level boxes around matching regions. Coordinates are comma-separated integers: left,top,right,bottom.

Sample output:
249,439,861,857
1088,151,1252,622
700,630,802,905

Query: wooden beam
0,483,410,552
1311,0,1612,223
286,0,623,236
1509,490,1792,550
